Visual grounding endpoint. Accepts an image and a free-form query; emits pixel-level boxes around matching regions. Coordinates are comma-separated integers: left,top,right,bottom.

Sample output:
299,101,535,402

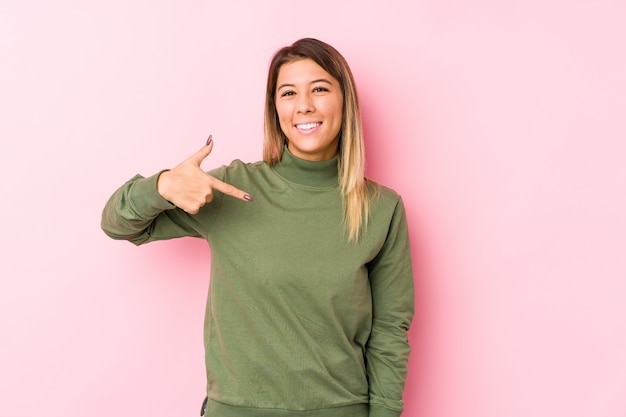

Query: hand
157,137,253,214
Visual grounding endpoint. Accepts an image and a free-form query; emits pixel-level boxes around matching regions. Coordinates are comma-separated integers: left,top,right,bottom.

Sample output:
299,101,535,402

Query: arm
101,139,252,245
366,198,415,417
100,171,202,245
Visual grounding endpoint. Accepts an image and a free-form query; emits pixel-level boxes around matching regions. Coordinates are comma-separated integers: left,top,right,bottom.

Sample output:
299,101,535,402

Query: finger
209,176,254,202
186,136,214,167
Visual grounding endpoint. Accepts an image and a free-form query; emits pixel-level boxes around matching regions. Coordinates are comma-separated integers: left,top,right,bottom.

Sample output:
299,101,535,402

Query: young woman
102,38,414,417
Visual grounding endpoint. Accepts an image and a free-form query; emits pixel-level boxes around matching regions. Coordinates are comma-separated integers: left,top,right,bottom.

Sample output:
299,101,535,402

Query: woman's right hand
157,137,253,214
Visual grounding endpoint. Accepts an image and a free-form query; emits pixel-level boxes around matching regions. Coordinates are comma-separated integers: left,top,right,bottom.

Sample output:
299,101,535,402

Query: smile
295,122,322,131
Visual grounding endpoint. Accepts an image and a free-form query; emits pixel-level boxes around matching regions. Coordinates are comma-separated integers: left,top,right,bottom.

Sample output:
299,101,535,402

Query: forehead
277,58,338,85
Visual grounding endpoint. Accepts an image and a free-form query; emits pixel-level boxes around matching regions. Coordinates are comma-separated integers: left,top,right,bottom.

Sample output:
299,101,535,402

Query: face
275,58,344,161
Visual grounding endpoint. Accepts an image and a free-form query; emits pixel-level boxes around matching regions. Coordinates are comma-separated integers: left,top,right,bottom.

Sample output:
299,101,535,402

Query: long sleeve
102,155,416,417
100,171,210,245
366,198,415,417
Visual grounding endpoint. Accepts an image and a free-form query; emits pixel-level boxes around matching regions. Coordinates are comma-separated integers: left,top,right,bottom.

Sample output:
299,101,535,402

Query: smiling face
275,58,344,161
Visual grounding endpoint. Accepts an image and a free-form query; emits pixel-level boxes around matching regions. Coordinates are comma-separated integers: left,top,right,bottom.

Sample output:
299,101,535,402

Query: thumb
186,135,214,166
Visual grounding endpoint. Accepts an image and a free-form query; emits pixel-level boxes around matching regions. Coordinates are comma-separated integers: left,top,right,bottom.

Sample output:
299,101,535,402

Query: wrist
156,169,172,200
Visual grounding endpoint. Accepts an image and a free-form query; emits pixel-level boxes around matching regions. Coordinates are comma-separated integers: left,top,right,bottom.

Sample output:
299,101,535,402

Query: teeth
296,122,321,130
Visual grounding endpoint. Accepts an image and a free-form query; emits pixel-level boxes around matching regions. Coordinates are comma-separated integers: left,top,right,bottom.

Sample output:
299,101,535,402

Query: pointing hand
157,136,253,214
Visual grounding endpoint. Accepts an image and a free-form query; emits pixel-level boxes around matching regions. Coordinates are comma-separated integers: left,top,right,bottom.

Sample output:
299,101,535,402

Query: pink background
2,1,625,416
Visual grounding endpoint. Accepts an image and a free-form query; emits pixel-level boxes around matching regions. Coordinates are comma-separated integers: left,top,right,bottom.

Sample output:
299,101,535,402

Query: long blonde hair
263,38,374,242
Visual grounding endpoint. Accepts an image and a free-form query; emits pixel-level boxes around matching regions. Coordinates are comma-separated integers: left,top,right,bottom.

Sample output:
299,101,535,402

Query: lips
295,122,322,131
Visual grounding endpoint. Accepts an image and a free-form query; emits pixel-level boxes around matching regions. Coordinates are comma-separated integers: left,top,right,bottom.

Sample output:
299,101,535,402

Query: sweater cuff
129,170,176,215
369,405,402,417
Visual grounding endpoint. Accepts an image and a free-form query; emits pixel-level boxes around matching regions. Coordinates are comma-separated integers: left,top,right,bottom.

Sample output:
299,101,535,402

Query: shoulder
208,159,268,180
221,158,267,171
366,178,403,207
364,179,409,230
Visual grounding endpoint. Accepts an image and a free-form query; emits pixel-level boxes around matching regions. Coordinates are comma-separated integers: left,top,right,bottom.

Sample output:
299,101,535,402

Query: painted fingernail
206,134,213,146
243,194,254,202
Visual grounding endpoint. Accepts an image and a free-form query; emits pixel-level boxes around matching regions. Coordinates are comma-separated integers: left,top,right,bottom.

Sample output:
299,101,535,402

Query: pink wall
2,1,625,416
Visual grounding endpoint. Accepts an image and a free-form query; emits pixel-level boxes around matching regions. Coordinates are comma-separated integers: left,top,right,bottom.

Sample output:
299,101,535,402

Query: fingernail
243,194,254,202
206,134,213,146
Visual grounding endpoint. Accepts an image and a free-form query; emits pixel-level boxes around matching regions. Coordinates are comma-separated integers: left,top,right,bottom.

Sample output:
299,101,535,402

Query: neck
272,147,339,187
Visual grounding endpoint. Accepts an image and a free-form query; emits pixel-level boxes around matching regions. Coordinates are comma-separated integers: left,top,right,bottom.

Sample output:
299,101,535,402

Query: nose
296,92,314,114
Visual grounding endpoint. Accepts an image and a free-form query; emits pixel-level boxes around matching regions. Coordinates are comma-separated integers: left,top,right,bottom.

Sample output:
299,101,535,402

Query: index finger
209,176,254,202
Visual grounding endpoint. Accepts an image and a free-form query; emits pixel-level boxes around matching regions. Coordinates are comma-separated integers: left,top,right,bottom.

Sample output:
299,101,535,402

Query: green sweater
101,148,414,417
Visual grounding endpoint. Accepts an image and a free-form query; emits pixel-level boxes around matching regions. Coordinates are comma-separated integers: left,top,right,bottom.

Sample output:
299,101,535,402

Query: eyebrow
277,78,333,91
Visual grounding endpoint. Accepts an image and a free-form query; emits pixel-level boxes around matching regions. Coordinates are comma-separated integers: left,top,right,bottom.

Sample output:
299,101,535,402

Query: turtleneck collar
272,147,339,188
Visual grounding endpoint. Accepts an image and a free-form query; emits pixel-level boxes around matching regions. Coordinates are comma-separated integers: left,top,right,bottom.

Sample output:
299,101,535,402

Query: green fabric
102,148,414,417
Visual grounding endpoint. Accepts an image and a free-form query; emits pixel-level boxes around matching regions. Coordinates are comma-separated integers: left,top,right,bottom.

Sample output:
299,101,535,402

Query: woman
102,38,414,417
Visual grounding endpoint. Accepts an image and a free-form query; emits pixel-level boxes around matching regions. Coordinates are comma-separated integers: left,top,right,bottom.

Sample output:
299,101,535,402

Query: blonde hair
263,38,375,242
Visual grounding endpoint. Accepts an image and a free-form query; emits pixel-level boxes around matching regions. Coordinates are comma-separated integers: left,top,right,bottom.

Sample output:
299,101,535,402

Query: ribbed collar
272,147,339,188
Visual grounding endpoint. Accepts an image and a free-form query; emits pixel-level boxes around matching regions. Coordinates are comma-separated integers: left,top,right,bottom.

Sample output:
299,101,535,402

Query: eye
280,90,295,97
313,86,329,93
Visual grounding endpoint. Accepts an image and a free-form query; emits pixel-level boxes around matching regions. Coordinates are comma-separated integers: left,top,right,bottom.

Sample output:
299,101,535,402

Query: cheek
331,103,344,128
275,103,290,124
274,106,291,137
330,97,343,122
